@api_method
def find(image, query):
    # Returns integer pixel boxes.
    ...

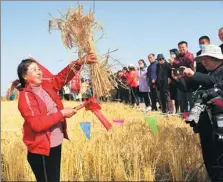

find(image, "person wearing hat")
[172,45,223,181]
[156,54,173,113]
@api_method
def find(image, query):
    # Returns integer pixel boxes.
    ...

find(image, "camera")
[185,85,223,139]
[185,98,206,128]
[185,88,207,128]
[173,67,185,76]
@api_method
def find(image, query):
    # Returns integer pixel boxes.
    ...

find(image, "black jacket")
[156,61,171,88]
[173,64,223,135]
[220,44,223,54]
[196,62,208,74]
[172,64,223,93]
[196,50,208,74]
[173,64,223,182]
[196,50,202,57]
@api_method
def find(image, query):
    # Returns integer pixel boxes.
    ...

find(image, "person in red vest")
[15,53,96,182]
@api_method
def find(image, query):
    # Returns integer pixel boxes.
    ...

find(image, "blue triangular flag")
[80,122,91,140]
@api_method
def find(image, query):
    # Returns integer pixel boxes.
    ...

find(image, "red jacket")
[126,70,138,88]
[18,62,81,156]
[173,51,194,70]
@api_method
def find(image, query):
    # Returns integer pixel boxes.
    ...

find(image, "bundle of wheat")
[49,4,117,97]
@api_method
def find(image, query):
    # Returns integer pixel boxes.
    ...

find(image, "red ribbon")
[74,97,112,131]
[92,110,112,131]
[213,99,223,107]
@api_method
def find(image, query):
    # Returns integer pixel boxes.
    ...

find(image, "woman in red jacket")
[15,53,96,182]
[126,64,139,107]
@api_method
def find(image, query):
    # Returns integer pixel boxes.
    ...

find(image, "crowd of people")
[7,27,223,117]
[114,27,223,114]
[58,78,93,101]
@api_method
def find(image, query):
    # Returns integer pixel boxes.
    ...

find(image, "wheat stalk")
[49,4,117,97]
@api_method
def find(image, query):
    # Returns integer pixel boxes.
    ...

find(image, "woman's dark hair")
[16,59,36,90]
[138,59,147,67]
[169,48,180,57]
[81,78,85,83]
[123,67,128,71]
[117,70,122,75]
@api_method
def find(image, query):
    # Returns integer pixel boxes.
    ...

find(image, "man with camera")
[172,45,223,181]
[169,41,194,113]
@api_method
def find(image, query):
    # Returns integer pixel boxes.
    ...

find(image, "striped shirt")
[31,86,64,148]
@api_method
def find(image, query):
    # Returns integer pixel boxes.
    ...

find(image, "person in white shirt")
[63,83,71,101]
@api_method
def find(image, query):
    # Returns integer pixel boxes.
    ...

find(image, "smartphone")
[173,67,185,76]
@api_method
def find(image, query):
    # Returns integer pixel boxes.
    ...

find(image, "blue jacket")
[146,60,158,87]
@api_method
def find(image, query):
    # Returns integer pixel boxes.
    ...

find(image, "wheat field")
[1,100,208,181]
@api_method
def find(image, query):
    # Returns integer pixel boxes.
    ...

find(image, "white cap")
[195,44,223,62]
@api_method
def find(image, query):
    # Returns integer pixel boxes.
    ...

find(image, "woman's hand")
[77,52,97,65]
[61,108,77,118]
[85,52,97,64]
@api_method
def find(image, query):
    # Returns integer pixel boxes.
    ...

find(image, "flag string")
[1,112,184,132]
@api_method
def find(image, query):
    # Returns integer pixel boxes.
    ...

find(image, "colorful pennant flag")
[9,93,16,101]
[113,119,124,126]
[80,122,91,140]
[145,116,158,133]
[29,57,54,79]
